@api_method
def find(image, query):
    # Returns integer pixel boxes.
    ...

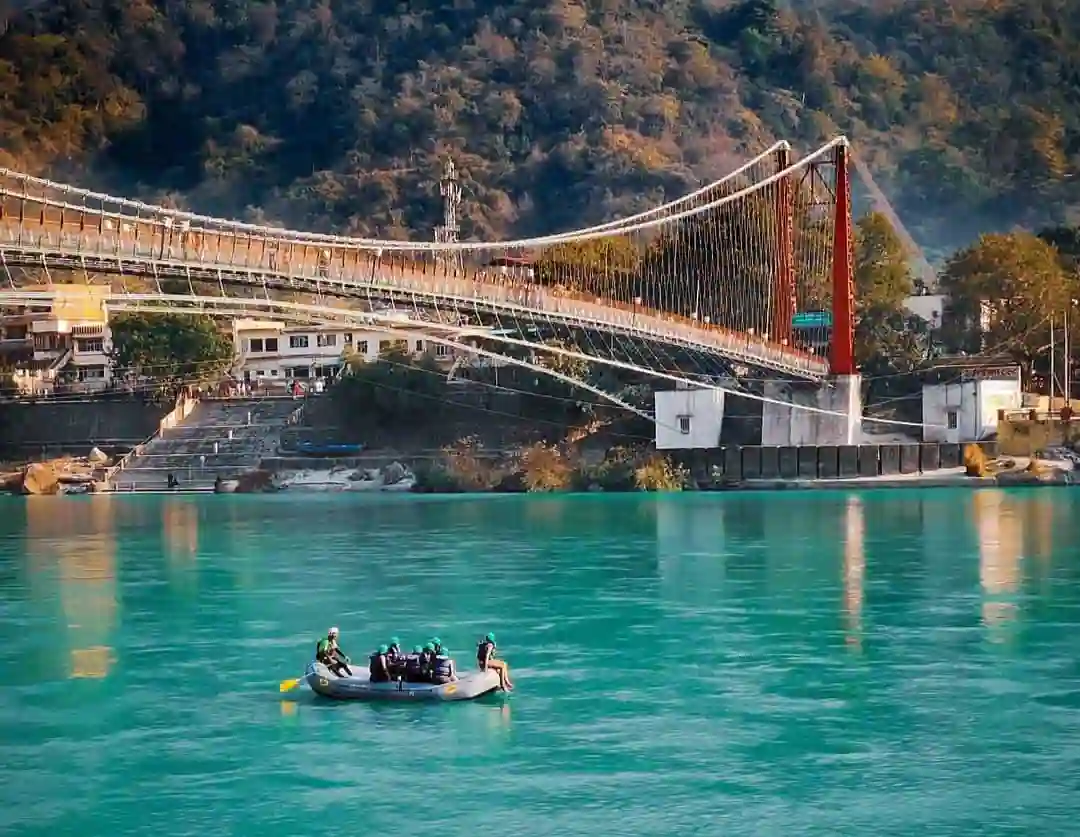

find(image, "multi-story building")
[231,316,457,389]
[1,288,114,396]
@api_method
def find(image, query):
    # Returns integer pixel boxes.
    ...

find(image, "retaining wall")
[0,399,172,456]
[670,441,997,484]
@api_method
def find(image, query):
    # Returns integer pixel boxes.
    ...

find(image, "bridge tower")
[772,143,796,347]
[760,139,862,446]
[434,158,462,273]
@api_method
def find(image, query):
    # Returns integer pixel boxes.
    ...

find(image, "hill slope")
[1,0,1078,254]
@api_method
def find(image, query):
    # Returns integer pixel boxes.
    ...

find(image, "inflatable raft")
[304,661,501,701]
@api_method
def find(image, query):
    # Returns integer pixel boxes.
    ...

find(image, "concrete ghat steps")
[110,397,299,491]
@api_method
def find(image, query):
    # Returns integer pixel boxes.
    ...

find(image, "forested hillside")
[1,0,1078,253]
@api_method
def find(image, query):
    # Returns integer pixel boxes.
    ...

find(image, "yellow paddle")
[279,676,304,692]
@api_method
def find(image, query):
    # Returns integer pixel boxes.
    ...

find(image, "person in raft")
[476,632,513,691]
[316,627,352,677]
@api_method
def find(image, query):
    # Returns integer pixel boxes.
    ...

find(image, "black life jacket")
[432,655,453,682]
[477,640,495,665]
[369,652,389,681]
[403,653,423,680]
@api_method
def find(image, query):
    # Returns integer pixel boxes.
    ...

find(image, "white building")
[903,293,947,329]
[654,385,725,449]
[921,358,1022,444]
[231,317,456,388]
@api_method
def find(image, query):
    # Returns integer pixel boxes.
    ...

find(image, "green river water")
[1,490,1079,837]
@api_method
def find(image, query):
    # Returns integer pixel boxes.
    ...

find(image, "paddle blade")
[279,677,302,692]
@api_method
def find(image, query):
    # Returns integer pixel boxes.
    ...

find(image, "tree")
[851,212,924,381]
[335,347,446,423]
[533,238,640,297]
[109,313,234,392]
[940,232,1071,382]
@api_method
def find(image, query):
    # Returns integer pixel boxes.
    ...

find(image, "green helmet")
[431,636,441,646]
[390,637,400,646]
[413,645,423,653]
[486,632,496,643]
[377,644,388,654]
[423,642,435,652]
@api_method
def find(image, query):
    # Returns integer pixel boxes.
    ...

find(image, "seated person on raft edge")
[316,627,352,677]
[477,632,513,691]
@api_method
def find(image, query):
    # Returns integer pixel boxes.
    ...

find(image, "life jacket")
[432,654,453,683]
[369,652,390,682]
[477,640,495,666]
[403,653,423,681]
[316,638,333,663]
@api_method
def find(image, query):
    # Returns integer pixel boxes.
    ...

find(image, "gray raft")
[304,661,501,701]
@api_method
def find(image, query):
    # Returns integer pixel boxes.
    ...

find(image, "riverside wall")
[668,441,996,484]
[0,400,172,457]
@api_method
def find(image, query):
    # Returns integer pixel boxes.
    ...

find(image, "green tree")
[940,232,1071,381]
[851,211,923,380]
[336,348,446,423]
[109,313,234,392]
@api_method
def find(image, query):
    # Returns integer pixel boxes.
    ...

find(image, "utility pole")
[433,158,462,274]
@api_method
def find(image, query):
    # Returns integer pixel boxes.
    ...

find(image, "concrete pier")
[761,374,862,446]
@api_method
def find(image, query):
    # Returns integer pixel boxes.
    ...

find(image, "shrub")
[963,443,990,477]
[578,446,637,491]
[633,454,687,491]
[517,442,574,492]
[437,436,504,491]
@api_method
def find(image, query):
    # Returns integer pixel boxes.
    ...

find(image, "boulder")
[234,469,276,493]
[381,461,407,485]
[19,463,60,495]
[996,465,1070,486]
[87,446,110,465]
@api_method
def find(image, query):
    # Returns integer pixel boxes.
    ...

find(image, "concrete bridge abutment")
[761,374,862,446]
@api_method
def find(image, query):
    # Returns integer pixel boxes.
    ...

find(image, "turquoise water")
[1,490,1079,836]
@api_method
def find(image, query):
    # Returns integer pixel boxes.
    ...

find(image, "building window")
[249,338,264,352]
[293,367,310,379]
[414,340,424,352]
[947,411,958,430]
[434,344,451,357]
[265,338,278,352]
[678,415,691,434]
[379,340,391,352]
[317,333,337,348]
[289,335,309,349]
[270,369,278,376]
[77,366,105,380]
[343,333,353,345]
[75,339,103,353]
[358,340,369,354]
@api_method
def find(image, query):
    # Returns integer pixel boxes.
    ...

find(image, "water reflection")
[843,496,865,654]
[972,491,1023,643]
[655,497,727,607]
[163,501,199,596]
[25,498,118,679]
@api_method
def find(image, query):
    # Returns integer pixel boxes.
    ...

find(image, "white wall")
[922,376,1021,443]
[976,377,1022,438]
[654,388,725,450]
[922,381,977,443]
[903,294,946,329]
[761,375,862,446]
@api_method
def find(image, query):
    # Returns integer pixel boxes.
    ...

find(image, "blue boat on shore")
[291,441,365,456]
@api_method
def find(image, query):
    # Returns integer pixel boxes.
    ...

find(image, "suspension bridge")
[0,136,863,443]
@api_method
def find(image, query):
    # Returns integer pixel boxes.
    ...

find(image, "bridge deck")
[0,213,830,380]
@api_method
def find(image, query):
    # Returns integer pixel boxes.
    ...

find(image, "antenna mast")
[434,158,462,272]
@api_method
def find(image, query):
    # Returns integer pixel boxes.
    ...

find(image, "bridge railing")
[0,200,830,378]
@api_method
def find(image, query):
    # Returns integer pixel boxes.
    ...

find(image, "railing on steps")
[104,391,199,488]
